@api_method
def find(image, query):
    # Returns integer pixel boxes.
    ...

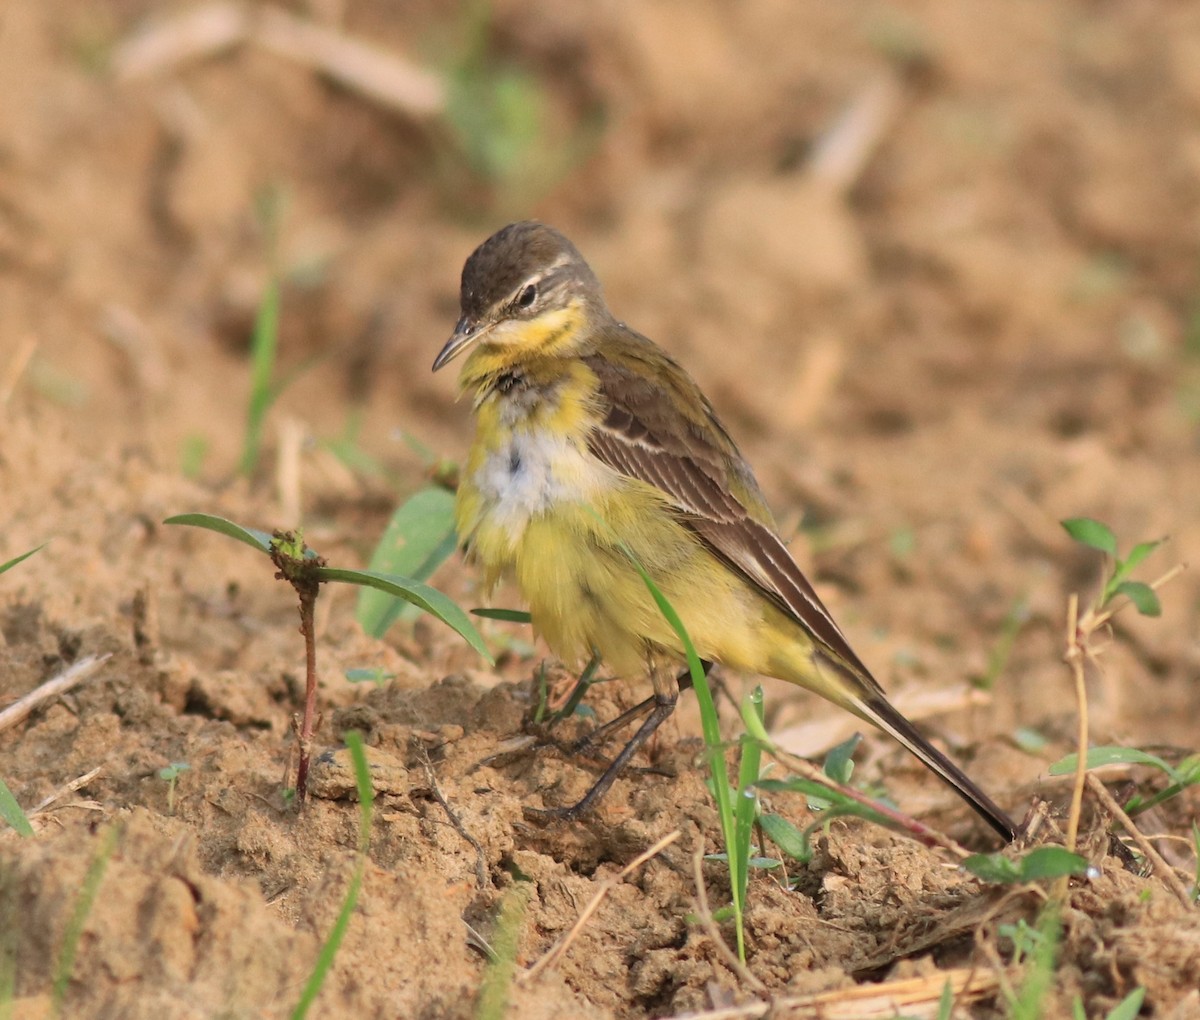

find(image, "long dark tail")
[854,693,1018,842]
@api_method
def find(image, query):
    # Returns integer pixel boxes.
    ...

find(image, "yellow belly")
[459,436,776,678]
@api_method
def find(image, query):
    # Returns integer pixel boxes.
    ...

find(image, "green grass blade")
[733,688,764,913]
[239,273,281,478]
[0,545,45,577]
[619,551,744,958]
[0,778,33,837]
[52,825,119,1013]
[291,731,373,1020]
[1010,904,1061,1020]
[474,883,531,1020]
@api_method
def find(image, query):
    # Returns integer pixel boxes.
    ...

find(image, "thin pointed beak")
[432,316,484,372]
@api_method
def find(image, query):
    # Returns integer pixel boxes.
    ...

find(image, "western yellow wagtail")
[433,221,1017,842]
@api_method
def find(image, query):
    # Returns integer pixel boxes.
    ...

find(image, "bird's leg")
[569,660,702,755]
[527,660,711,822]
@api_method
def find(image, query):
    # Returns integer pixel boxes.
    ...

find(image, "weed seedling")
[290,731,373,1020]
[164,514,490,801]
[157,762,190,815]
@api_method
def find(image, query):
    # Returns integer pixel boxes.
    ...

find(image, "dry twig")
[1085,772,1194,908]
[664,966,1003,1019]
[1058,563,1186,900]
[0,655,110,735]
[690,847,766,993]
[521,830,680,983]
[28,766,105,817]
[113,3,444,120]
[415,744,488,891]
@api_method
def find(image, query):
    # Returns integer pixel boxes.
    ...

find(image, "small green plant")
[473,881,532,1020]
[344,667,396,687]
[290,731,373,1020]
[963,846,1090,885]
[180,434,210,480]
[0,546,45,838]
[1006,903,1061,1020]
[0,778,33,837]
[239,186,286,478]
[1061,517,1165,617]
[435,0,603,214]
[52,825,120,1015]
[1074,987,1146,1020]
[157,762,190,815]
[974,593,1029,690]
[1048,746,1200,819]
[164,514,490,800]
[1059,517,1181,879]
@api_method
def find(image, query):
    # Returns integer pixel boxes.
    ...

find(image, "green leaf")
[733,688,765,910]
[356,487,459,637]
[291,731,372,1019]
[823,734,861,785]
[1104,988,1146,1020]
[0,544,45,577]
[344,667,395,685]
[316,567,491,663]
[1121,539,1164,574]
[936,979,954,1020]
[963,852,1022,883]
[1017,847,1090,881]
[1013,726,1049,753]
[758,812,811,862]
[164,514,273,553]
[1113,580,1160,617]
[1048,746,1179,782]
[964,847,1089,884]
[471,607,533,623]
[1061,517,1117,555]
[0,777,34,837]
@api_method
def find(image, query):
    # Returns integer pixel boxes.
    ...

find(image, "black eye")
[516,283,537,309]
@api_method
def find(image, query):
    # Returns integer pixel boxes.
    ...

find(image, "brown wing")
[583,350,880,689]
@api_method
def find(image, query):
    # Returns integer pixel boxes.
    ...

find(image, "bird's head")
[432,221,604,373]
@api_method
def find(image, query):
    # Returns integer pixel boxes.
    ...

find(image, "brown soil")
[3,2,1199,1018]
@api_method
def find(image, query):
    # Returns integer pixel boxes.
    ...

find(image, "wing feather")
[583,352,879,689]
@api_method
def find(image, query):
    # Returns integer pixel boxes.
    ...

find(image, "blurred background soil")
[2,1,1199,1017]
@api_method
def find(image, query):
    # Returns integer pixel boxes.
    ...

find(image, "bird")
[433,220,1017,842]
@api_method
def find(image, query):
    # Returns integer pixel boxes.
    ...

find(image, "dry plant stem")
[663,967,1004,1020]
[806,72,903,195]
[112,2,445,119]
[29,766,105,816]
[294,583,320,802]
[690,848,767,993]
[1058,591,1088,907]
[1085,772,1194,907]
[520,830,681,983]
[1058,563,1186,900]
[1,335,38,406]
[767,749,970,859]
[0,654,110,735]
[415,745,488,891]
